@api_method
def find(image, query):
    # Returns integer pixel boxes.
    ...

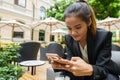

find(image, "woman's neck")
[79,39,87,49]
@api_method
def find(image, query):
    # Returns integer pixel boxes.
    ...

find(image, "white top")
[79,43,89,63]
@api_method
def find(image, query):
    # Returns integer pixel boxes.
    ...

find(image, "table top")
[19,60,45,67]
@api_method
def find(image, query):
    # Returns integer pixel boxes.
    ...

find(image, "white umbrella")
[97,17,120,31]
[52,28,68,43]
[0,20,30,41]
[32,17,66,41]
[52,29,68,34]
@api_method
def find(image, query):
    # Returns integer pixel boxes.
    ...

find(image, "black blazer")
[64,28,120,80]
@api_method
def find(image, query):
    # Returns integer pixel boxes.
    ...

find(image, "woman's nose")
[71,30,77,35]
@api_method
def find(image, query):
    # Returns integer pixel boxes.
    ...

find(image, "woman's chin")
[73,38,80,41]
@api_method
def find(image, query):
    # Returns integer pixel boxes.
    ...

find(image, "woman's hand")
[66,57,93,76]
[51,57,93,76]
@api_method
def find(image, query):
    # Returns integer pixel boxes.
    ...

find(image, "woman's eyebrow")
[74,24,81,27]
[66,24,81,28]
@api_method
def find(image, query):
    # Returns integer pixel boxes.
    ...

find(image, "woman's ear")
[88,18,92,27]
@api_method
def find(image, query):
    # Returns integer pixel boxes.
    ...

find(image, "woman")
[48,0,120,80]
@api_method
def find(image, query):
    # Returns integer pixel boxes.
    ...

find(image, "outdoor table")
[20,60,45,75]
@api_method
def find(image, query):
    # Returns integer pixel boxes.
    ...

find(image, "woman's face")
[65,16,88,42]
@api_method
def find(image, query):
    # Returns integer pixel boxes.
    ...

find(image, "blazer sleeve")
[92,32,119,80]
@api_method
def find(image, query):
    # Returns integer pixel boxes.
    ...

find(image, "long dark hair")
[64,0,96,36]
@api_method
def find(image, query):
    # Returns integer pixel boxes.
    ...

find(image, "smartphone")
[46,53,62,61]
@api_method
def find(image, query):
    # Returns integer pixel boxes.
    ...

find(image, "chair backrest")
[40,45,48,61]
[112,44,120,51]
[17,42,40,62]
[46,43,64,58]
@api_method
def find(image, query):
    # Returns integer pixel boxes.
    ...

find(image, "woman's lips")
[72,35,79,39]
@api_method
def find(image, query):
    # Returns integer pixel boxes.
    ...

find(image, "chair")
[46,43,64,58]
[15,41,40,75]
[40,45,48,61]
[111,51,120,78]
[111,51,120,68]
[47,67,63,80]
[16,41,40,62]
[39,42,65,62]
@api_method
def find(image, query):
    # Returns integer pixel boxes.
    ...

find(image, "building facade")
[0,0,56,42]
[0,0,54,23]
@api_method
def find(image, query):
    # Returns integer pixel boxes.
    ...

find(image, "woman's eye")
[76,27,81,29]
[68,28,71,30]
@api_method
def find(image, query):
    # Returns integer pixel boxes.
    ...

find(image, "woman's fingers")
[51,57,86,71]
[52,57,83,66]
[71,57,82,61]
[51,60,72,71]
[56,58,69,65]
[64,57,80,66]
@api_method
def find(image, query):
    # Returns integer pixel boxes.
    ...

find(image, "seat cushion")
[46,67,63,80]
[111,51,120,68]
[47,67,55,80]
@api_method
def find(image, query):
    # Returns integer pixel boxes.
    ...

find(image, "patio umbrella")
[97,17,120,31]
[52,28,68,34]
[52,28,68,42]
[0,20,30,41]
[32,17,66,41]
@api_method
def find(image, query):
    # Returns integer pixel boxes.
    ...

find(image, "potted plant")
[0,43,24,80]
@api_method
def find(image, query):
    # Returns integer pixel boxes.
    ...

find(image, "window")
[14,31,24,38]
[51,35,55,41]
[39,30,45,41]
[14,0,26,7]
[40,7,46,20]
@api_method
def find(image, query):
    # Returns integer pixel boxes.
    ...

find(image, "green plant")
[0,43,24,80]
[60,36,66,44]
[112,39,120,43]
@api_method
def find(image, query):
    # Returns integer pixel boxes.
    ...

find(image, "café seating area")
[0,41,120,80]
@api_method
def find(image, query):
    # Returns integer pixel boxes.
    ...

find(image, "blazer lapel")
[87,29,95,64]
[74,41,82,58]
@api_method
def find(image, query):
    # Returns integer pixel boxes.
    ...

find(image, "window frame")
[39,30,45,41]
[14,0,26,8]
[13,31,24,39]
[40,6,46,20]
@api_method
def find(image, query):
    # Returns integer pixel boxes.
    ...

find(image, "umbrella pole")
[50,23,52,41]
[12,25,14,42]
[58,33,61,43]
[108,26,110,31]
[108,22,110,31]
[31,28,34,40]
